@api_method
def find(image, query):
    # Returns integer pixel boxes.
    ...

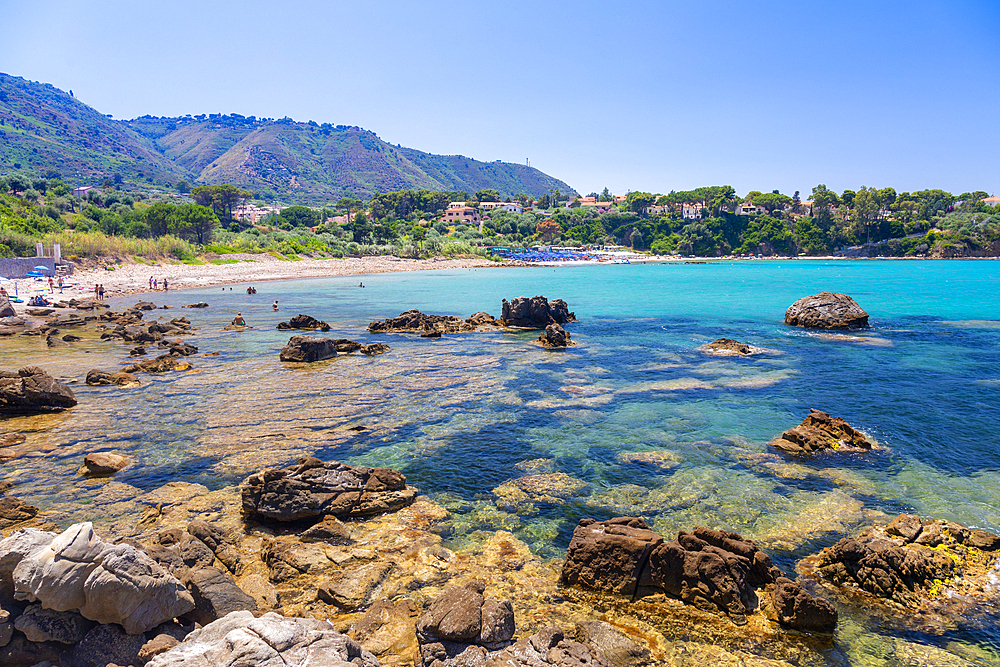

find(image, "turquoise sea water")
[3,259,1000,664]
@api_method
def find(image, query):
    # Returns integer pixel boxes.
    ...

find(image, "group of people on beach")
[93,284,106,300]
[148,276,168,291]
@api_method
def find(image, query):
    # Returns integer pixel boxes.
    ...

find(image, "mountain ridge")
[0,73,577,203]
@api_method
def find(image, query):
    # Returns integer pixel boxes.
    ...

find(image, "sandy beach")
[10,254,506,305]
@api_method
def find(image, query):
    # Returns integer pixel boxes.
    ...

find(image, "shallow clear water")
[3,259,1000,664]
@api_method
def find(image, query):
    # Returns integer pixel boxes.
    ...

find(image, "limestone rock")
[6,522,195,634]
[538,323,573,348]
[784,292,869,329]
[279,335,338,362]
[277,313,331,331]
[79,452,129,477]
[241,457,416,524]
[559,517,663,597]
[770,577,837,633]
[769,409,872,455]
[0,367,77,413]
[145,610,379,667]
[139,634,180,663]
[12,602,94,644]
[501,296,575,328]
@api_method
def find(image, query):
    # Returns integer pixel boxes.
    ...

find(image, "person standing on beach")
[149,276,153,289]
[57,277,64,294]
[99,284,106,301]
[163,278,168,291]
[48,277,54,293]
[94,284,99,300]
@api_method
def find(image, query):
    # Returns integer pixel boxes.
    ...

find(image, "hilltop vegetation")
[0,73,576,204]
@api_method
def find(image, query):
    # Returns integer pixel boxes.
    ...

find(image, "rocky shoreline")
[0,290,997,665]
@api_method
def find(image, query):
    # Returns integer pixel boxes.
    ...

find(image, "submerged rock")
[122,354,192,374]
[277,313,331,331]
[487,625,613,667]
[146,610,379,667]
[538,323,573,348]
[501,296,575,328]
[182,302,209,308]
[0,367,77,413]
[701,338,753,355]
[79,452,129,477]
[85,369,141,388]
[784,292,869,329]
[0,496,39,529]
[241,456,417,524]
[769,408,872,454]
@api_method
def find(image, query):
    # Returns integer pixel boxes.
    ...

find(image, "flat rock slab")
[242,456,416,524]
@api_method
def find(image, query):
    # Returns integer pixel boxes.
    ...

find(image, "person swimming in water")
[272,300,279,311]
[232,312,246,326]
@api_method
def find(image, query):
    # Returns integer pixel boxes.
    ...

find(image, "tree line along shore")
[0,175,997,266]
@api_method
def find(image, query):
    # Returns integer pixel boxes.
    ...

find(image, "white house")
[736,202,762,216]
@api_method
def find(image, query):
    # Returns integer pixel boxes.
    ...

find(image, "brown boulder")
[277,313,331,331]
[702,338,752,355]
[279,336,338,362]
[769,408,872,454]
[559,517,663,597]
[85,369,141,388]
[80,452,129,477]
[784,292,869,329]
[501,296,575,328]
[241,457,416,524]
[0,496,39,528]
[0,367,77,413]
[538,323,573,348]
[770,577,838,632]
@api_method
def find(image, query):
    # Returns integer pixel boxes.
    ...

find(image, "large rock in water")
[415,581,516,665]
[368,309,500,334]
[279,336,339,362]
[0,522,195,634]
[241,456,417,524]
[538,323,573,348]
[815,514,1000,608]
[784,292,869,329]
[0,367,77,413]
[770,408,872,454]
[501,296,575,328]
[146,610,379,667]
[277,313,331,331]
[561,518,836,631]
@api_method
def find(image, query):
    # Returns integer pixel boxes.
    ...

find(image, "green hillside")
[0,74,188,183]
[0,73,576,203]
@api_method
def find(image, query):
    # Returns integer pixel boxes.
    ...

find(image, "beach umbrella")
[0,277,9,282]
[33,265,51,271]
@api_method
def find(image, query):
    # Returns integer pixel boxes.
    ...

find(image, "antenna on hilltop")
[526,158,530,167]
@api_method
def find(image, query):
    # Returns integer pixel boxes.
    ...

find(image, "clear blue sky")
[1,0,997,197]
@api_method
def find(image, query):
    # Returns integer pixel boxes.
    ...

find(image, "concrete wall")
[0,258,56,279]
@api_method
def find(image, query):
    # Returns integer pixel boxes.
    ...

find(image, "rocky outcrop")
[146,610,379,667]
[501,296,575,328]
[79,452,129,477]
[368,310,501,334]
[183,302,209,308]
[815,514,1000,608]
[0,497,38,529]
[416,581,515,666]
[784,292,869,329]
[0,522,195,634]
[85,369,141,388]
[561,517,836,631]
[361,342,390,355]
[770,577,838,633]
[560,517,663,598]
[701,338,753,355]
[241,457,417,524]
[769,409,872,454]
[277,313,331,331]
[0,297,15,319]
[13,603,94,644]
[279,335,339,362]
[0,367,77,413]
[573,621,651,667]
[538,323,573,348]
